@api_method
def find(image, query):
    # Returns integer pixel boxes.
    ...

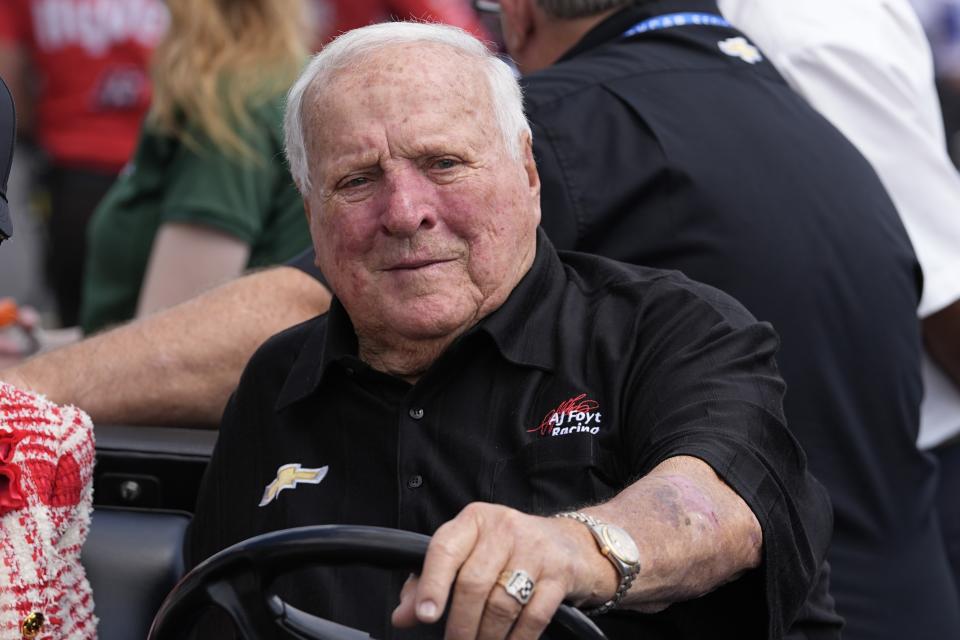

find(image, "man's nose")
[380,169,438,237]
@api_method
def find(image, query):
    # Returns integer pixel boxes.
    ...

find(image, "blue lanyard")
[622,12,731,38]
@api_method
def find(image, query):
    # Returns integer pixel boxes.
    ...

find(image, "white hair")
[283,21,531,195]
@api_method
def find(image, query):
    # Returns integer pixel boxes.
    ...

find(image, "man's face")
[302,43,541,348]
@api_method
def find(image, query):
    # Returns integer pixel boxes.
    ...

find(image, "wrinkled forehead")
[302,42,496,147]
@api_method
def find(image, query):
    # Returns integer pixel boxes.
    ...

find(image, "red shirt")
[311,0,490,45]
[0,0,168,172]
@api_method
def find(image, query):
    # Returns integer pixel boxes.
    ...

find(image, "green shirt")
[80,94,309,334]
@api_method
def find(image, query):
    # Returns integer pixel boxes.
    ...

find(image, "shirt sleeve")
[159,103,283,245]
[624,278,833,640]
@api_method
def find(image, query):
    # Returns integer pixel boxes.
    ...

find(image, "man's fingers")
[391,574,420,628]
[444,533,514,638]
[415,505,483,623]
[475,576,525,640]
[400,504,579,638]
[508,578,567,640]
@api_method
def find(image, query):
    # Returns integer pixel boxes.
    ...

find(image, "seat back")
[81,507,191,640]
[82,424,215,638]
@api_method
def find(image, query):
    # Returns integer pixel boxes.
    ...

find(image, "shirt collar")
[275,296,356,411]
[275,228,565,410]
[472,228,564,372]
[557,0,723,63]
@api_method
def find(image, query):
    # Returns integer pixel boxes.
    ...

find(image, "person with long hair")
[79,0,312,335]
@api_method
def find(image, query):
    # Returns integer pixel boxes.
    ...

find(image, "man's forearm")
[397,454,765,635]
[0,267,331,426]
[582,455,763,611]
[924,299,960,389]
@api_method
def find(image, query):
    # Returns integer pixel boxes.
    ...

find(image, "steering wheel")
[147,524,609,640]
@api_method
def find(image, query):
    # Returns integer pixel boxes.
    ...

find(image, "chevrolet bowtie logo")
[259,463,329,507]
[718,36,763,64]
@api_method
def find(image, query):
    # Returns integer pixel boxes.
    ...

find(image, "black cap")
[0,75,15,242]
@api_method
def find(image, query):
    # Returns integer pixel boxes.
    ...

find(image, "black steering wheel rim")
[148,524,609,640]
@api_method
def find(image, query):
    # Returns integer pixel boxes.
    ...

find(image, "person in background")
[0,73,96,640]
[486,0,958,637]
[719,0,960,613]
[0,0,169,327]
[78,0,312,335]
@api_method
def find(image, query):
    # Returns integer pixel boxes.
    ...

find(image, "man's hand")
[391,502,618,639]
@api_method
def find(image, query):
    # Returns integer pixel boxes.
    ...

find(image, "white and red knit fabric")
[0,382,96,639]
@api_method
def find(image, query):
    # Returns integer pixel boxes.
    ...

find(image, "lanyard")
[622,12,731,38]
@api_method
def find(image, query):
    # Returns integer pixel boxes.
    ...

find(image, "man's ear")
[499,0,535,59]
[520,132,541,225]
[521,132,540,196]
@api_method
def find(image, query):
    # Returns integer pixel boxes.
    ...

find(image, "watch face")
[601,524,640,565]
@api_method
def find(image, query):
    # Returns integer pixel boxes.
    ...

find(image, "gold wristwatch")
[555,511,641,616]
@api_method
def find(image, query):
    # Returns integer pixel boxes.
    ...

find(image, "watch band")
[555,511,640,616]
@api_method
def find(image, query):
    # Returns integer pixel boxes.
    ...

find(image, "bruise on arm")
[585,455,763,612]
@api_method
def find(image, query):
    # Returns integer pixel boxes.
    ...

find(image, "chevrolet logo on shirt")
[259,463,329,507]
[718,37,763,64]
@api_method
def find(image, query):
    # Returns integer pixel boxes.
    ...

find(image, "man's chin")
[382,301,479,343]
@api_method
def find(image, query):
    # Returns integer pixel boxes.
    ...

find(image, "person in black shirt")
[187,21,835,640]
[0,76,13,246]
[480,0,958,638]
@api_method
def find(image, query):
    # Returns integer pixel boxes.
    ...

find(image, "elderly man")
[186,22,834,640]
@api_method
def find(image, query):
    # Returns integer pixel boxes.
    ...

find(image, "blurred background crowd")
[0,0,960,342]
[0,0,495,345]
[2,0,960,340]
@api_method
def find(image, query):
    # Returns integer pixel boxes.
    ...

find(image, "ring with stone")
[497,569,535,605]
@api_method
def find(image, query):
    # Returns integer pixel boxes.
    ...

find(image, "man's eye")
[432,158,458,170]
[341,176,370,189]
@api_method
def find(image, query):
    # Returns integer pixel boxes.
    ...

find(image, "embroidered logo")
[529,393,602,437]
[718,37,762,64]
[259,463,329,507]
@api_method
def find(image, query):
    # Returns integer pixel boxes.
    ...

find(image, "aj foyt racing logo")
[529,393,602,437]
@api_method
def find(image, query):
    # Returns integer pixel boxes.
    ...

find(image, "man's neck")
[517,8,619,74]
[357,332,461,385]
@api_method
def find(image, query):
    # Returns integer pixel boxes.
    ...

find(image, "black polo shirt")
[190,232,832,639]
[284,5,948,631]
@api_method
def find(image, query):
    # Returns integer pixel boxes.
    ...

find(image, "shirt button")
[407,475,423,489]
[409,407,424,420]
